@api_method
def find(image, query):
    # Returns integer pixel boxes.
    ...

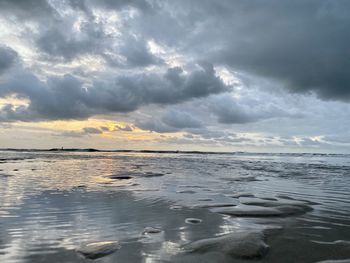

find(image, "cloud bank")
[1,0,350,151]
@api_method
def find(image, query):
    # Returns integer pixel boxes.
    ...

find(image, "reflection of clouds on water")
[0,187,228,262]
[0,151,350,262]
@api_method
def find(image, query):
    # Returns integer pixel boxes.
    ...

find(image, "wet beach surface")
[0,151,350,262]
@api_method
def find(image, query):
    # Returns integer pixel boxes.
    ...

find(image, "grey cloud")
[212,101,256,124]
[87,64,228,112]
[137,119,177,133]
[89,0,152,12]
[128,0,350,101]
[114,124,133,131]
[57,126,103,138]
[26,1,158,66]
[0,0,148,21]
[194,0,350,101]
[0,104,36,122]
[0,64,229,121]
[162,110,202,129]
[103,35,162,68]
[210,94,293,124]
[100,126,110,131]
[299,137,324,147]
[322,135,350,144]
[0,46,18,74]
[136,109,202,133]
[190,130,235,140]
[3,0,350,153]
[278,136,326,148]
[0,74,92,121]
[118,35,162,67]
[82,127,103,134]
[58,131,84,138]
[36,22,160,68]
[4,0,350,101]
[0,0,55,20]
[163,132,253,147]
[36,25,105,61]
[183,129,251,144]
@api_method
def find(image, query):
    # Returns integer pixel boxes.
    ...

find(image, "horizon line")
[1,148,349,156]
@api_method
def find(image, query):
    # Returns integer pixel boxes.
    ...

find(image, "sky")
[0,0,350,153]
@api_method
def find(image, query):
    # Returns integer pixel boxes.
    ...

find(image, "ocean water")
[0,150,350,263]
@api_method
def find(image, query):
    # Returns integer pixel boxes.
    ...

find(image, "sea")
[0,150,350,263]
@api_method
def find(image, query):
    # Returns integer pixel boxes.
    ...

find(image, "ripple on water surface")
[0,151,350,262]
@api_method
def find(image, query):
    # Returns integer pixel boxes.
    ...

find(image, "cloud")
[162,131,254,148]
[137,119,177,133]
[82,127,103,134]
[322,135,350,144]
[162,110,202,129]
[188,0,350,101]
[0,74,92,121]
[114,124,133,131]
[298,137,324,147]
[36,26,104,62]
[0,46,18,75]
[0,0,55,20]
[100,126,110,131]
[211,98,256,124]
[2,0,350,152]
[3,0,350,101]
[57,126,104,137]
[136,109,202,133]
[209,93,296,124]
[0,64,229,122]
[89,0,152,12]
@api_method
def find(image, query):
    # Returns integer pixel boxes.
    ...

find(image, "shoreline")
[1,148,349,157]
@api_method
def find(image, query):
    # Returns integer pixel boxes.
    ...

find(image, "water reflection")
[0,151,350,262]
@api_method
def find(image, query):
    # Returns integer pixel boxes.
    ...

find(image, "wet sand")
[0,151,350,262]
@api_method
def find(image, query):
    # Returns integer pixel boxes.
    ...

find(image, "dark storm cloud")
[0,74,92,121]
[34,19,161,68]
[102,35,162,68]
[36,25,105,62]
[0,64,229,121]
[118,35,163,67]
[85,64,228,113]
[37,26,160,67]
[184,0,350,100]
[0,0,157,66]
[2,0,350,130]
[0,46,18,75]
[117,0,350,101]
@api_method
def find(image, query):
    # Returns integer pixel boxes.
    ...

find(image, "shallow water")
[0,151,350,262]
